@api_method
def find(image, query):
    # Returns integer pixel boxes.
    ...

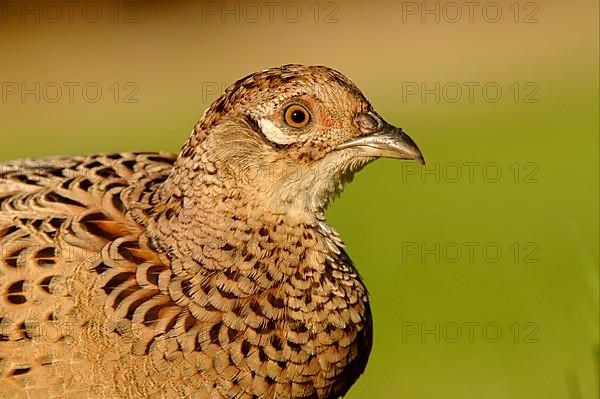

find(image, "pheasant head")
[166,64,424,220]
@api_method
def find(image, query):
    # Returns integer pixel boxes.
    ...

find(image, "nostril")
[354,112,382,133]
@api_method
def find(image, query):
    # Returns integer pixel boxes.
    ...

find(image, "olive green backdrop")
[0,0,598,398]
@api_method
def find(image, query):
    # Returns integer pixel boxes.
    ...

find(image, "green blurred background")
[0,0,597,397]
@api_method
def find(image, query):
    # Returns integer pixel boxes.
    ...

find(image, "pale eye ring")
[284,104,311,128]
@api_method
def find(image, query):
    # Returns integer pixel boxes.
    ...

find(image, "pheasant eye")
[284,104,310,128]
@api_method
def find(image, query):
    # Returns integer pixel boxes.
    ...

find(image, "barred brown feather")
[0,64,422,399]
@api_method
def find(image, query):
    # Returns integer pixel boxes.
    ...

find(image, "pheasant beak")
[336,112,425,165]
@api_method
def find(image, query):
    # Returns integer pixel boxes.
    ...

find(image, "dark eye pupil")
[291,110,306,124]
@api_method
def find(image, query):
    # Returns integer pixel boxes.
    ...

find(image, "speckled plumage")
[0,65,423,398]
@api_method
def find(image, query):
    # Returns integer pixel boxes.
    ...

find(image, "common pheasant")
[0,64,424,399]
